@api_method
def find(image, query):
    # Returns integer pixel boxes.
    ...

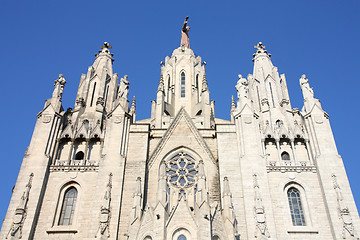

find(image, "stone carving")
[253,174,270,239]
[235,74,249,99]
[7,173,33,239]
[118,75,129,99]
[96,97,105,106]
[75,97,85,107]
[332,174,358,239]
[299,74,314,100]
[96,173,113,238]
[180,16,190,48]
[52,74,66,99]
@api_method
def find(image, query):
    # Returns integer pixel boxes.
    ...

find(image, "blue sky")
[0,0,360,229]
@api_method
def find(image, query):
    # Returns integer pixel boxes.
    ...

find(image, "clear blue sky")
[1,1,359,229]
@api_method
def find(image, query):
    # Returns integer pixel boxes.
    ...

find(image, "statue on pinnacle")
[181,16,190,48]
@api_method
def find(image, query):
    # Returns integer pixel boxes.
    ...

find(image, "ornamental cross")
[101,42,112,49]
[254,42,266,50]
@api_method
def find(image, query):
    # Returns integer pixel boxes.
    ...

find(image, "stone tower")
[1,20,359,240]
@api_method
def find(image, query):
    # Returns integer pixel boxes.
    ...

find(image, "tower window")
[58,187,78,225]
[177,235,187,240]
[287,188,306,226]
[181,72,185,98]
[281,151,290,161]
[75,151,84,160]
[90,82,97,107]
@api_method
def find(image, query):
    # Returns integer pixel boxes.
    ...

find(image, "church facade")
[1,28,360,240]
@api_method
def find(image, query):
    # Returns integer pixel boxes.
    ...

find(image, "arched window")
[281,151,290,161]
[181,72,185,98]
[90,82,96,106]
[213,236,221,240]
[144,236,152,240]
[59,187,78,225]
[287,188,305,226]
[75,151,84,160]
[195,74,199,88]
[177,234,187,240]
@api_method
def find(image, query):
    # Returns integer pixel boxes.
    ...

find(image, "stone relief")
[95,173,113,238]
[332,174,358,239]
[6,173,33,239]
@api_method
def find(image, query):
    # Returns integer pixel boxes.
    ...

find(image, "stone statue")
[181,16,190,48]
[52,74,66,99]
[118,75,129,99]
[235,74,249,99]
[299,74,314,99]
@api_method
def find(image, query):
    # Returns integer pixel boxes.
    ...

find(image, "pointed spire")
[130,96,136,114]
[202,63,208,92]
[223,177,232,196]
[158,74,164,92]
[231,95,236,111]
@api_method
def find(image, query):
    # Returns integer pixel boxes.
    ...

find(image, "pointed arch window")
[287,188,305,226]
[177,235,187,240]
[281,151,290,161]
[90,82,97,106]
[181,72,186,98]
[58,187,78,225]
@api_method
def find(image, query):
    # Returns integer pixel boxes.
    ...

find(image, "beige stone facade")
[1,40,359,240]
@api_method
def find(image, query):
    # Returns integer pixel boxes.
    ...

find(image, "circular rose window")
[166,152,198,188]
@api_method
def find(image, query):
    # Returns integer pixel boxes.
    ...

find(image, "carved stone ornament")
[95,173,113,238]
[42,116,51,124]
[7,173,33,239]
[114,116,123,124]
[332,174,358,239]
[253,174,270,239]
[96,97,105,106]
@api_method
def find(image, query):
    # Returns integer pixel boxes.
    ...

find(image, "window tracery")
[166,152,197,188]
[287,187,305,226]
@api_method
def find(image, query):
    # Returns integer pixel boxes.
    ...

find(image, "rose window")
[166,152,198,188]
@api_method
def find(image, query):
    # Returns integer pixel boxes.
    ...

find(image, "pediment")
[148,108,216,169]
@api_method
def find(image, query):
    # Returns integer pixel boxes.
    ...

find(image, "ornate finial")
[253,42,271,59]
[254,42,266,50]
[101,42,112,49]
[158,75,164,91]
[231,95,236,110]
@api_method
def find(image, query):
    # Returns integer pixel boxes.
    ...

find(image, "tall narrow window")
[90,82,97,107]
[167,75,171,103]
[181,72,185,98]
[287,188,305,226]
[269,82,275,108]
[59,187,78,225]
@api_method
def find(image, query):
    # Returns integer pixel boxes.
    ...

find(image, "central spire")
[180,16,190,48]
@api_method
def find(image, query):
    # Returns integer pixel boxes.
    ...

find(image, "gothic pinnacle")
[253,41,271,60]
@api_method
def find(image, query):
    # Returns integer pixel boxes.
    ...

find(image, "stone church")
[1,19,360,240]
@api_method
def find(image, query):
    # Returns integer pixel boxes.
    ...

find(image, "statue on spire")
[299,74,314,100]
[180,16,190,48]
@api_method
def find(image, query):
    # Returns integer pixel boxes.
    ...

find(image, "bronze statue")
[181,16,190,48]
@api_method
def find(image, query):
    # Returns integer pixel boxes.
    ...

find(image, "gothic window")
[213,236,221,240]
[90,82,97,106]
[287,188,306,226]
[181,72,186,98]
[144,236,152,240]
[281,151,290,161]
[75,151,84,160]
[58,187,78,225]
[195,74,199,88]
[167,75,171,103]
[166,152,197,188]
[177,235,187,240]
